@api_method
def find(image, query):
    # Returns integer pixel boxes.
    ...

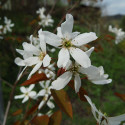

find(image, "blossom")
[39,14,54,27]
[81,65,112,85]
[109,25,125,44]
[85,95,125,125]
[37,80,55,109]
[43,14,97,68]
[36,7,46,19]
[3,16,14,34]
[15,29,51,79]
[36,7,54,27]
[14,84,36,103]
[38,110,53,117]
[52,47,95,93]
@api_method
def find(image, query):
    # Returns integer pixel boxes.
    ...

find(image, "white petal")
[23,42,41,55]
[61,14,73,36]
[39,81,45,88]
[37,89,46,97]
[85,47,94,57]
[52,71,72,90]
[17,66,27,80]
[47,100,55,109]
[14,57,25,66]
[22,96,29,103]
[28,62,42,79]
[70,47,91,68]
[72,32,97,46]
[14,94,25,99]
[20,87,27,93]
[57,48,70,68]
[43,54,51,67]
[29,91,37,98]
[38,29,46,53]
[74,74,81,93]
[45,80,51,88]
[38,100,46,109]
[27,84,35,92]
[71,32,80,39]
[43,31,62,47]
[57,27,63,38]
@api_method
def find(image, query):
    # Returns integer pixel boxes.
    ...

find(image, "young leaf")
[31,115,49,125]
[51,89,73,118]
[49,110,62,125]
[115,92,125,102]
[21,73,48,86]
[12,109,22,116]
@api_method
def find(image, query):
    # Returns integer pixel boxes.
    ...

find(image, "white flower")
[37,80,55,109]
[36,7,46,19]
[15,29,51,79]
[38,110,53,117]
[81,65,112,85]
[3,16,14,34]
[43,14,97,68]
[14,84,36,103]
[52,47,95,93]
[39,14,54,27]
[109,25,125,44]
[85,95,125,125]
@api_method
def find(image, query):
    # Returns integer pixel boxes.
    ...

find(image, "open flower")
[85,95,125,125]
[15,29,51,79]
[36,7,46,19]
[52,47,95,93]
[14,84,36,103]
[43,14,97,68]
[37,80,55,109]
[3,16,14,34]
[81,65,112,85]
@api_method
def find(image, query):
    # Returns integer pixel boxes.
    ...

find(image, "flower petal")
[72,32,97,46]
[17,66,27,80]
[28,62,42,79]
[47,100,55,109]
[14,94,25,99]
[23,42,41,55]
[74,74,81,93]
[38,29,46,53]
[61,14,73,36]
[38,100,46,109]
[37,89,46,97]
[15,57,25,66]
[57,27,63,38]
[70,47,91,68]
[20,86,27,93]
[43,54,51,67]
[52,71,72,90]
[27,84,35,92]
[24,57,40,66]
[22,96,29,103]
[85,47,94,57]
[57,48,70,68]
[29,91,37,98]
[43,31,62,47]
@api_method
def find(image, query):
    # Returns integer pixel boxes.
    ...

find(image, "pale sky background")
[96,0,125,16]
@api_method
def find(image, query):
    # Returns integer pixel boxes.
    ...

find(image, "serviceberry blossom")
[52,47,95,93]
[36,7,54,27]
[15,29,51,79]
[3,16,14,34]
[85,95,125,125]
[82,65,112,85]
[43,14,97,68]
[14,84,36,103]
[109,25,125,44]
[37,80,55,109]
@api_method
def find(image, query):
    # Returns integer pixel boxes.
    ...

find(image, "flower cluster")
[36,7,54,27]
[14,14,117,123]
[108,25,125,44]
[0,16,14,36]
